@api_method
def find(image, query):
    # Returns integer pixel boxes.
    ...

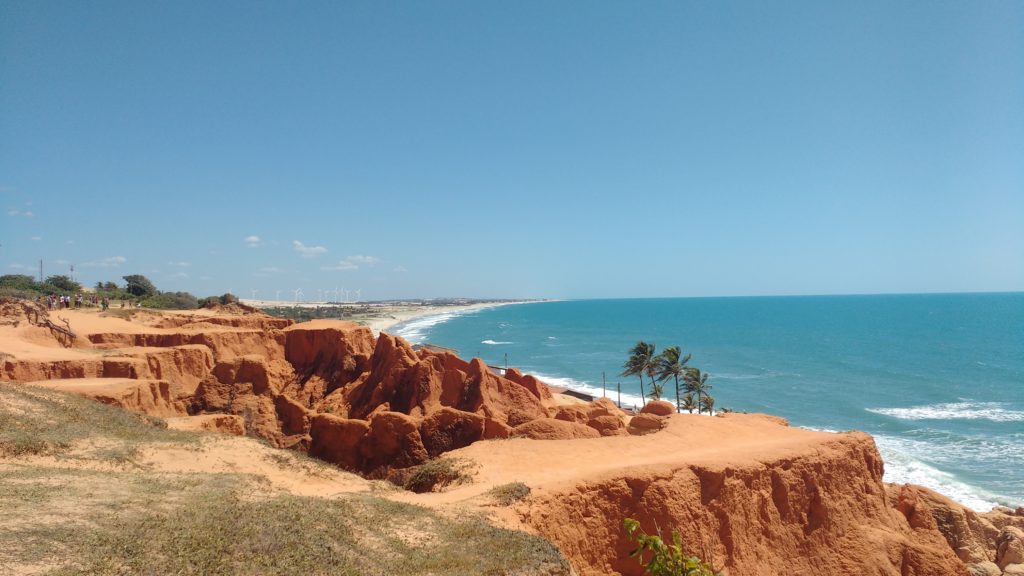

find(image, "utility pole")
[602,371,606,397]
[39,260,43,283]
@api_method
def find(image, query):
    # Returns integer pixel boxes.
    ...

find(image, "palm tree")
[621,341,655,406]
[655,346,692,413]
[684,367,712,415]
[648,379,664,401]
[700,394,715,415]
[681,393,697,414]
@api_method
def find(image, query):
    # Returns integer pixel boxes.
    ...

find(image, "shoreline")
[239,298,545,336]
[367,300,535,335]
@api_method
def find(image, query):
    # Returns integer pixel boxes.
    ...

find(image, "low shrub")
[488,481,531,506]
[400,458,475,493]
[624,518,717,576]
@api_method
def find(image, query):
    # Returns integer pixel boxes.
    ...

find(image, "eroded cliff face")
[0,305,629,476]
[519,424,966,576]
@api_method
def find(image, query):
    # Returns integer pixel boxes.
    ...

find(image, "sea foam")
[392,309,481,344]
[873,434,1017,511]
[867,402,1024,423]
[530,371,648,410]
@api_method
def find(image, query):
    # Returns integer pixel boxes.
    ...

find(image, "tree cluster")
[0,273,204,311]
[621,341,715,414]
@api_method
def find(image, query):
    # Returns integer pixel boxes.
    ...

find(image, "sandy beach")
[238,298,534,335]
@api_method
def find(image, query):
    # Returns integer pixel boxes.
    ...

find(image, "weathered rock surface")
[165,414,246,435]
[517,415,970,576]
[998,527,1024,570]
[627,412,666,435]
[512,417,602,440]
[639,399,675,416]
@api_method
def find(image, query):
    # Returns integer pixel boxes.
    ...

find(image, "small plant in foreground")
[488,481,531,505]
[401,457,476,493]
[624,518,717,576]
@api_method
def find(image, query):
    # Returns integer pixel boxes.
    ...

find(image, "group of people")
[44,294,83,310]
[41,294,119,311]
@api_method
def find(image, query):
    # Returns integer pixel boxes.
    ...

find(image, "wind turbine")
[317,289,323,301]
[275,290,282,301]
[250,289,258,300]
[292,288,303,303]
[353,288,361,302]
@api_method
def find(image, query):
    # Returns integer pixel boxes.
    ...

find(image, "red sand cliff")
[2,301,1022,575]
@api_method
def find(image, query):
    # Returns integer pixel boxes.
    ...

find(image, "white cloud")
[244,235,261,248]
[168,261,190,267]
[83,256,127,268]
[30,236,41,241]
[24,211,33,217]
[6,209,18,216]
[321,254,381,271]
[7,209,34,218]
[321,261,357,271]
[293,240,327,258]
[393,266,408,273]
[54,259,69,265]
[347,255,380,266]
[168,271,188,278]
[9,263,25,269]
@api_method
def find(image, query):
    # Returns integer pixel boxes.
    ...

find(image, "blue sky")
[1,1,1021,300]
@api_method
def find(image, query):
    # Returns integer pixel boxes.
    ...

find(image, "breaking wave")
[867,402,1024,423]
[873,434,1019,511]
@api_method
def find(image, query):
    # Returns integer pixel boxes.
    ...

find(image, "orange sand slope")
[2,301,1023,576]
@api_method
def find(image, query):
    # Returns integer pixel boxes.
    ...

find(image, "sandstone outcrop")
[627,412,667,435]
[639,399,675,416]
[513,414,970,576]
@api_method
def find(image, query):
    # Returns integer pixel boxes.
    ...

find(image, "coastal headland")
[2,298,1022,575]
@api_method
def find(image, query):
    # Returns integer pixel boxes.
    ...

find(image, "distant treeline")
[0,273,233,311]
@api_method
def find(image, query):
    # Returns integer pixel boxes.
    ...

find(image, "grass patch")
[488,481,531,506]
[0,383,571,575]
[2,469,569,575]
[398,457,476,493]
[0,382,197,460]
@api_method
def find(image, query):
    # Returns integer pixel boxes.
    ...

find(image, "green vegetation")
[655,346,692,413]
[624,518,717,576]
[0,273,215,310]
[261,304,375,323]
[399,457,476,493]
[0,382,196,461]
[121,274,158,298]
[488,481,531,506]
[621,342,716,413]
[0,383,570,575]
[621,341,657,405]
[684,367,713,415]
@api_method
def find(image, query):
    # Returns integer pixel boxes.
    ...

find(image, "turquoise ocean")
[393,294,1023,511]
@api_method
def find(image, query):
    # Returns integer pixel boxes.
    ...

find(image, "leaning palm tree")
[648,379,665,401]
[681,392,697,414]
[621,341,655,407]
[655,346,692,413]
[684,367,712,415]
[700,394,715,415]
